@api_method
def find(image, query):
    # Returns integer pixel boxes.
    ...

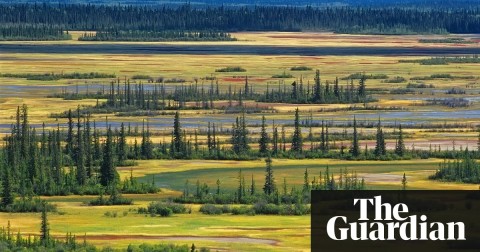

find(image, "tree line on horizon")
[1,4,480,36]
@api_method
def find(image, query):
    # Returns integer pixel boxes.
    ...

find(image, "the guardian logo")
[326,196,466,241]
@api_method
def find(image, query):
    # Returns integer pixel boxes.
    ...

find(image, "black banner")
[311,190,480,252]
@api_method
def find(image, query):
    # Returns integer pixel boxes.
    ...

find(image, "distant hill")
[0,0,478,8]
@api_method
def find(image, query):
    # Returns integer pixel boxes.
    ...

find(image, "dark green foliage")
[395,125,406,157]
[2,4,480,34]
[341,73,388,80]
[1,198,56,213]
[263,157,275,195]
[231,113,249,155]
[199,204,226,215]
[374,118,386,157]
[1,166,14,208]
[383,76,406,83]
[349,116,360,157]
[138,202,187,217]
[406,83,434,88]
[131,74,152,80]
[100,127,118,187]
[171,111,186,156]
[0,24,70,41]
[400,55,480,65]
[88,189,133,206]
[258,70,374,104]
[79,30,236,42]
[430,151,480,183]
[121,171,159,194]
[272,72,294,78]
[215,66,246,72]
[410,73,474,80]
[291,108,303,153]
[290,66,312,71]
[0,224,95,251]
[258,116,270,155]
[198,202,310,216]
[40,203,49,246]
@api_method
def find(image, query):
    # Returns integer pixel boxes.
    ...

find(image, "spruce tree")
[1,166,14,207]
[40,202,50,246]
[303,168,310,194]
[65,109,74,157]
[100,127,117,187]
[358,75,366,101]
[313,70,322,102]
[258,115,270,155]
[374,118,386,157]
[118,122,127,163]
[291,108,303,153]
[76,109,86,185]
[172,111,184,155]
[250,174,255,195]
[263,157,275,195]
[395,124,406,156]
[237,169,243,201]
[350,116,360,157]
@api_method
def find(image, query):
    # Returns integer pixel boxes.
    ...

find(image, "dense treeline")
[430,150,480,183]
[79,30,236,41]
[0,24,70,41]
[0,105,157,203]
[2,4,480,34]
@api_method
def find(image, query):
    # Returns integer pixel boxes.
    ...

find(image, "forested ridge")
[1,4,480,34]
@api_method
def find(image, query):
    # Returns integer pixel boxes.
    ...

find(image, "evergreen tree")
[250,174,255,195]
[1,166,14,207]
[75,109,86,185]
[65,109,74,157]
[313,70,322,102]
[263,157,275,195]
[118,122,127,163]
[40,202,50,246]
[140,120,154,159]
[374,118,386,157]
[216,179,220,195]
[237,169,244,201]
[303,168,310,194]
[100,127,117,187]
[350,116,360,157]
[172,111,184,155]
[258,115,270,155]
[395,124,406,156]
[291,108,303,153]
[358,75,366,101]
[401,173,407,190]
[231,113,249,155]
